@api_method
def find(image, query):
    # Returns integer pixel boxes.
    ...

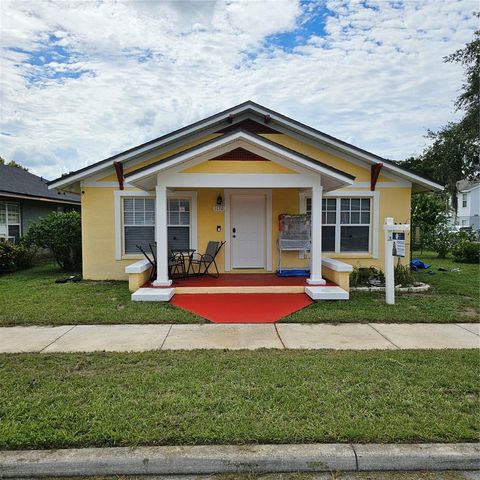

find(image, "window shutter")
[168,226,190,251]
[124,226,155,254]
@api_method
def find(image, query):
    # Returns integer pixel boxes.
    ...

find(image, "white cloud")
[0,0,477,179]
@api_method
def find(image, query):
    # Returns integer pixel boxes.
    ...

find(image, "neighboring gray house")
[0,164,80,243]
[454,179,480,233]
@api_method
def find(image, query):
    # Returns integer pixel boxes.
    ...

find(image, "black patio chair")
[168,251,186,279]
[136,244,157,282]
[189,241,225,278]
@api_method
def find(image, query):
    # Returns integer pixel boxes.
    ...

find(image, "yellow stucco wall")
[81,131,412,281]
[182,160,296,174]
[81,187,134,280]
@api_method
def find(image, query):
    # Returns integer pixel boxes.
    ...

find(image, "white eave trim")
[125,130,355,186]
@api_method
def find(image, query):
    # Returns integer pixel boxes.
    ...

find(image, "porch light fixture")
[216,194,223,206]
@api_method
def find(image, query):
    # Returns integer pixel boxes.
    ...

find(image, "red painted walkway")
[170,293,313,323]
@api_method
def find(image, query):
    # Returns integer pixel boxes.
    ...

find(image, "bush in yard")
[350,266,385,287]
[0,242,34,273]
[452,240,480,264]
[24,211,82,271]
[427,224,457,258]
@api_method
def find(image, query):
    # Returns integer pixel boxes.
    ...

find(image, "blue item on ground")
[276,269,310,277]
[410,258,431,271]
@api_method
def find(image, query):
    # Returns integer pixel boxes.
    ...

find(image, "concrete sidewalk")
[0,322,478,353]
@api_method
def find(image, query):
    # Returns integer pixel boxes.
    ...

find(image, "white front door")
[231,194,266,268]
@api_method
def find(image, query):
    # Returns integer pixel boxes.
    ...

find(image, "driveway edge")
[0,443,478,477]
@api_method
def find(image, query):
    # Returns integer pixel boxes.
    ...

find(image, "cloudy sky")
[0,0,477,180]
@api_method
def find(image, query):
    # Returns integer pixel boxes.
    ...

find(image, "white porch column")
[153,183,172,286]
[307,182,326,285]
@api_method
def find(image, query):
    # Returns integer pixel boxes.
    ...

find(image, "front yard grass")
[0,262,203,326]
[0,252,478,326]
[285,252,479,323]
[0,349,478,449]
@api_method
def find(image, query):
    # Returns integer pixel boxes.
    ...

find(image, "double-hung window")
[122,196,193,256]
[167,198,191,251]
[306,198,336,251]
[305,197,371,253]
[0,201,21,243]
[462,193,467,208]
[123,197,155,254]
[339,198,370,252]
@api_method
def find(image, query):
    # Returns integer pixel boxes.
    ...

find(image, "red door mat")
[170,293,313,323]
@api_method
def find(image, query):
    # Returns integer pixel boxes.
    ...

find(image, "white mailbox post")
[384,217,410,305]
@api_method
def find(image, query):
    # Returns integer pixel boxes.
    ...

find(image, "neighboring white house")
[454,179,480,233]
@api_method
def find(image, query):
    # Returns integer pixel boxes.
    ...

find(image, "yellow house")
[49,101,442,301]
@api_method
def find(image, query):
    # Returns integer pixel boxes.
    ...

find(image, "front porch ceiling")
[124,129,355,192]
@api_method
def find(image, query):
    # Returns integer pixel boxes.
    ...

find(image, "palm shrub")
[394,263,416,286]
[24,211,82,271]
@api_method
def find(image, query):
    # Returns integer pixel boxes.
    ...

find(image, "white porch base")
[305,286,349,300]
[306,278,327,285]
[131,285,349,302]
[132,288,175,302]
[152,279,173,287]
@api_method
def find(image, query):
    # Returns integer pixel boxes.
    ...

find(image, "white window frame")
[114,190,197,260]
[0,201,21,242]
[299,190,379,258]
[462,193,467,208]
[166,191,198,253]
[122,196,156,256]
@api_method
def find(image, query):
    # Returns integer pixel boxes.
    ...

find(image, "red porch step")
[170,293,313,324]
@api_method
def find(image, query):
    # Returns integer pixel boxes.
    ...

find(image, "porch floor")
[143,273,336,294]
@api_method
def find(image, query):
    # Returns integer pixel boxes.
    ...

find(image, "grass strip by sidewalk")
[0,349,478,449]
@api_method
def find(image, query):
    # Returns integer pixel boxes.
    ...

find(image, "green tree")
[411,193,449,254]
[400,23,480,206]
[24,211,82,271]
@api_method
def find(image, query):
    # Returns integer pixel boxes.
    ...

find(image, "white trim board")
[224,189,273,272]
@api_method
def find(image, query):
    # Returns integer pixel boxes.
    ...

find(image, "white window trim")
[299,190,379,259]
[114,190,197,260]
[0,201,21,241]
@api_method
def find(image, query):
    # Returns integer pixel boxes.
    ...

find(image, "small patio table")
[170,248,196,277]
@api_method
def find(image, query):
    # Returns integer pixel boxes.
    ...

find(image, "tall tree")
[400,21,480,207]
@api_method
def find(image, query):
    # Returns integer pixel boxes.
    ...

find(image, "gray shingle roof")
[456,179,480,192]
[0,164,80,203]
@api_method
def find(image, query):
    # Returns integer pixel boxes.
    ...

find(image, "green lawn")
[0,252,477,326]
[0,349,478,449]
[0,263,203,326]
[286,253,479,323]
